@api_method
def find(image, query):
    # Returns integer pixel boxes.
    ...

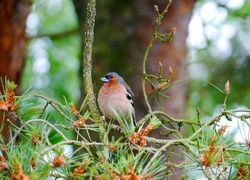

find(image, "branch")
[82,0,109,160]
[82,0,100,120]
[141,0,173,115]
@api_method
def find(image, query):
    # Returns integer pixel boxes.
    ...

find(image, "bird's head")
[100,72,124,84]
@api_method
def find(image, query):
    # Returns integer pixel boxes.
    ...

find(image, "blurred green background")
[187,0,250,119]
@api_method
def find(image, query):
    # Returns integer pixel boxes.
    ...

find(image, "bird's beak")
[100,77,109,82]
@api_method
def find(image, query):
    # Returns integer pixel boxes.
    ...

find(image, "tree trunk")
[0,0,29,142]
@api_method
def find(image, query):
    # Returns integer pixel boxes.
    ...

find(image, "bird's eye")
[105,75,113,80]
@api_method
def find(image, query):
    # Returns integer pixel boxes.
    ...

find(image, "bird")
[97,72,136,129]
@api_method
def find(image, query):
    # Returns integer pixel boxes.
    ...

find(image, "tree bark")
[0,0,29,142]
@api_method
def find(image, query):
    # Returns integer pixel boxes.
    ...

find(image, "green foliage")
[0,90,169,179]
[0,141,50,179]
[1,78,250,179]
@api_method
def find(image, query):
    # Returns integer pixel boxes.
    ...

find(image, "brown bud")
[72,117,86,128]
[140,137,147,146]
[199,154,208,167]
[155,82,167,91]
[154,5,159,12]
[100,116,105,121]
[169,66,173,74]
[70,104,79,116]
[52,155,65,168]
[0,156,8,171]
[224,80,230,95]
[17,174,30,180]
[171,27,176,34]
[30,135,39,145]
[219,126,227,135]
[109,144,116,152]
[236,164,247,178]
[73,166,84,174]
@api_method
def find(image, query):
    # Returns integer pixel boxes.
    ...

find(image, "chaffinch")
[97,72,136,128]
